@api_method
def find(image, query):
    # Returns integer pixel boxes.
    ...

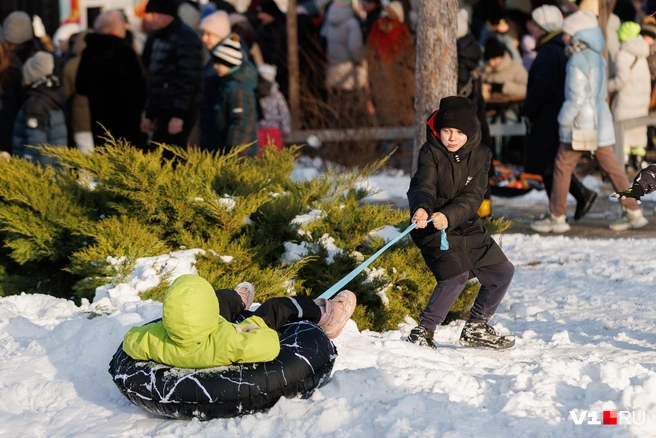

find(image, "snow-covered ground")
[1,164,656,438]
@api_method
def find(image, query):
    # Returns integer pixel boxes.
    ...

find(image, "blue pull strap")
[316,218,438,301]
[440,229,449,250]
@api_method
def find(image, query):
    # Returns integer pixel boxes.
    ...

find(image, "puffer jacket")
[608,36,651,147]
[13,77,67,167]
[144,18,203,120]
[558,27,615,146]
[407,112,507,281]
[323,4,366,90]
[123,274,280,369]
[200,60,258,154]
[482,52,528,99]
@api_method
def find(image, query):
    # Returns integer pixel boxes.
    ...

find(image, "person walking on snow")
[522,5,598,222]
[530,10,648,233]
[608,21,651,172]
[122,274,356,368]
[406,96,515,351]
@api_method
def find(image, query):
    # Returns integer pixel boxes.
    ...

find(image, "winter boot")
[530,212,571,233]
[459,321,515,349]
[609,208,649,231]
[235,282,255,310]
[407,325,437,349]
[571,176,597,221]
[316,290,357,339]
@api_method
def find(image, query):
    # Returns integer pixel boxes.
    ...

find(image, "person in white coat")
[530,10,648,233]
[609,21,652,171]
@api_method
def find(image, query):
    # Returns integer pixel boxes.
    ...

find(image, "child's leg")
[253,296,322,331]
[420,272,470,330]
[215,289,246,322]
[469,260,515,323]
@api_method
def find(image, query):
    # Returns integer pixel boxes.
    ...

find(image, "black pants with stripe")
[215,289,321,332]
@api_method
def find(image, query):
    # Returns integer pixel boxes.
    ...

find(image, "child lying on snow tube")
[122,274,356,368]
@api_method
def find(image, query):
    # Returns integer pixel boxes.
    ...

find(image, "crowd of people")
[0,0,655,227]
[0,0,419,165]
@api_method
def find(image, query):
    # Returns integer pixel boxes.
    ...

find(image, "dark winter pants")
[215,289,321,332]
[419,260,515,331]
[150,111,197,149]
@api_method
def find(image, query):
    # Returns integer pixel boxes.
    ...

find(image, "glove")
[615,164,656,202]
[32,15,46,38]
[490,83,503,93]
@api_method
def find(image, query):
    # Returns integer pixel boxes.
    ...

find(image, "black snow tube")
[108,320,337,420]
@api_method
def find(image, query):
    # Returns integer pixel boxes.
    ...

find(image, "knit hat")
[2,11,33,45]
[618,21,641,43]
[178,1,201,28]
[200,11,231,39]
[640,23,656,40]
[384,1,404,23]
[457,9,469,39]
[22,51,54,85]
[531,5,563,33]
[484,37,506,59]
[53,23,81,47]
[145,0,179,16]
[211,34,243,68]
[434,96,478,141]
[562,10,598,37]
[257,63,277,82]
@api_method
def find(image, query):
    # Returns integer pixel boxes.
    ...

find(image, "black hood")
[457,33,482,70]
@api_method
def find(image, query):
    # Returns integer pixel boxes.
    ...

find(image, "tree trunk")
[287,0,302,130]
[412,0,458,174]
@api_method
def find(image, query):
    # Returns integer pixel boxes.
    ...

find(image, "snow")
[1,165,656,437]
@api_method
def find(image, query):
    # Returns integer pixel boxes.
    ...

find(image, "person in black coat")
[141,0,203,149]
[406,96,515,351]
[522,5,597,221]
[76,10,147,149]
[255,0,289,98]
[0,11,39,155]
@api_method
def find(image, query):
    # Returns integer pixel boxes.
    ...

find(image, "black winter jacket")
[407,111,507,281]
[0,40,39,152]
[77,33,147,148]
[12,77,67,167]
[522,32,568,175]
[144,18,203,120]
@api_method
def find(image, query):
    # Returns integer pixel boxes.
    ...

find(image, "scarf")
[565,39,588,57]
[368,17,411,63]
[538,30,562,48]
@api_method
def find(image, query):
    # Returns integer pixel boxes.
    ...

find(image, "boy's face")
[213,63,231,77]
[440,128,468,152]
[487,56,502,69]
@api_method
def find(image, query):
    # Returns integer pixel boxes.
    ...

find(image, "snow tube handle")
[316,218,442,301]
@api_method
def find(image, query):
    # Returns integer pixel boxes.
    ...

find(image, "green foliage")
[0,137,511,331]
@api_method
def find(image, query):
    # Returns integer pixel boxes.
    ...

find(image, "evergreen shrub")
[0,138,512,331]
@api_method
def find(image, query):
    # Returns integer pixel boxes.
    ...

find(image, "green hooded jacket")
[122,274,280,368]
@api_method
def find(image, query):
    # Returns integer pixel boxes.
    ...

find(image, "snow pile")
[1,234,656,437]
